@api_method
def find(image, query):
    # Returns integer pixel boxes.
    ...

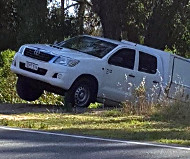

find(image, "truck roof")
[83,35,189,61]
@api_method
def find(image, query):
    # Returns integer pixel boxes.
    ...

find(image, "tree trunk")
[78,0,85,34]
[91,0,127,40]
[61,0,65,38]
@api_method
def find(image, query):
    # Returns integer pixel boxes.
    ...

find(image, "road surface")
[0,126,190,159]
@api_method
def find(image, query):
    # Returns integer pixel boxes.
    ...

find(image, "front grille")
[24,48,55,62]
[20,62,47,75]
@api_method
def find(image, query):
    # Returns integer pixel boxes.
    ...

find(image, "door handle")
[129,74,135,78]
[153,81,159,84]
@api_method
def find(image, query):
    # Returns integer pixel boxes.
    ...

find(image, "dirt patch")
[0,103,64,114]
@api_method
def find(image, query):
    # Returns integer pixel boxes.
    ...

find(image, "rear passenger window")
[138,52,157,74]
[108,48,135,69]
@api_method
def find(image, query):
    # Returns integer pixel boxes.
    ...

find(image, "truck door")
[101,48,137,102]
[135,51,162,101]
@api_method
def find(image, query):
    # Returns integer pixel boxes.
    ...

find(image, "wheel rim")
[74,85,90,107]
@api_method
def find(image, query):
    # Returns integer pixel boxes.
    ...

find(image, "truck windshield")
[57,36,117,58]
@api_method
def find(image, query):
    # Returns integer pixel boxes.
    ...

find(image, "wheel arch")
[72,74,99,101]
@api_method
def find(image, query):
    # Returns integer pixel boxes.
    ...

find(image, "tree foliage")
[144,0,190,57]
[91,0,190,57]
[15,0,48,45]
[0,0,83,50]
[0,0,17,51]
[0,0,189,57]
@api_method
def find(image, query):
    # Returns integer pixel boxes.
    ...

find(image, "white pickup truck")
[11,35,190,107]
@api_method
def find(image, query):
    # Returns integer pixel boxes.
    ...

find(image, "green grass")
[0,110,190,146]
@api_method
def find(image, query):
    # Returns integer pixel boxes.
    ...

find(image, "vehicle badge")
[34,49,40,55]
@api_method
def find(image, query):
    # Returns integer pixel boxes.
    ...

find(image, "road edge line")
[0,126,190,151]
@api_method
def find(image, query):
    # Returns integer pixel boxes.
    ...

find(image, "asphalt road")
[0,126,190,159]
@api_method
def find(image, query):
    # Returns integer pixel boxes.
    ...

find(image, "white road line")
[0,126,190,151]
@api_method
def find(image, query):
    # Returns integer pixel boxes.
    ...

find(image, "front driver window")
[108,48,135,69]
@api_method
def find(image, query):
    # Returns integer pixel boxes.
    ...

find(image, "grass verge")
[0,109,190,146]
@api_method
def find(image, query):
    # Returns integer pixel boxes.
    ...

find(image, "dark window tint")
[108,48,135,69]
[138,52,157,74]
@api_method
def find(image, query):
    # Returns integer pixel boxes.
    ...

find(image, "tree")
[69,0,94,35]
[0,0,17,51]
[91,0,128,40]
[91,0,190,57]
[15,0,48,46]
[1,0,189,57]
[144,0,190,55]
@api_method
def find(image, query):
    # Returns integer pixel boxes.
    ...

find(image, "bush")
[0,50,63,105]
[0,50,18,103]
[122,77,156,115]
[121,76,190,126]
[158,101,190,124]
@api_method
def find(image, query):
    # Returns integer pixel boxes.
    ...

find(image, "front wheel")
[16,76,43,101]
[64,78,96,107]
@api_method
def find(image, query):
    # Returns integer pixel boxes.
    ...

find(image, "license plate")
[25,61,38,71]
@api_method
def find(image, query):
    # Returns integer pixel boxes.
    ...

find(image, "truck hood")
[24,44,99,60]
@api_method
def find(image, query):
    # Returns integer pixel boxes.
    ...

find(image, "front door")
[101,48,137,103]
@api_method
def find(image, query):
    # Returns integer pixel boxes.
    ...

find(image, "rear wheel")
[64,78,97,107]
[16,76,43,101]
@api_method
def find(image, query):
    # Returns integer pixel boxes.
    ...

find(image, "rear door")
[135,51,163,101]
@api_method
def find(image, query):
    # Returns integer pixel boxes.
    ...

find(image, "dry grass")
[0,105,190,146]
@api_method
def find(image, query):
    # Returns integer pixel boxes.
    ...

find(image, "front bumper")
[11,53,78,90]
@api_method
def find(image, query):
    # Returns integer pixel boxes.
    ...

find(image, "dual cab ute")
[11,35,190,107]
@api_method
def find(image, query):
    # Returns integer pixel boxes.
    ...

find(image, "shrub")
[0,50,63,105]
[122,77,156,115]
[158,100,190,124]
[0,50,19,103]
[120,75,190,126]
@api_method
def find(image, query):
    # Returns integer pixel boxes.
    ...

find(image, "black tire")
[16,76,43,101]
[64,78,97,107]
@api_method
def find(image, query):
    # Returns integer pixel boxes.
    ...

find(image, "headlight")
[54,56,80,67]
[18,46,26,54]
